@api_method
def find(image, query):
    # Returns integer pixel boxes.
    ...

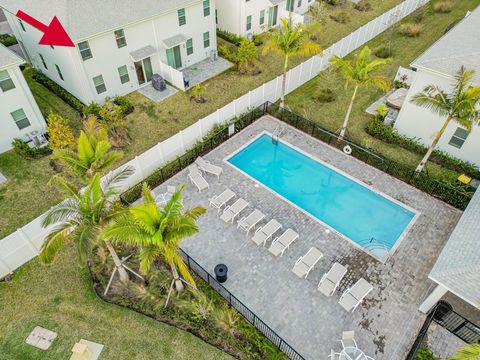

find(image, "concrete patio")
[153,115,461,360]
[137,83,177,103]
[182,57,232,89]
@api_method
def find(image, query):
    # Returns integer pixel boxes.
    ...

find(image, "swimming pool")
[227,133,416,260]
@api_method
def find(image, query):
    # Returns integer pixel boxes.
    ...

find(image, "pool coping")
[222,129,420,263]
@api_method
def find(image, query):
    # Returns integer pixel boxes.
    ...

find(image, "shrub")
[324,0,345,5]
[0,33,17,47]
[375,104,388,121]
[433,1,452,13]
[83,102,102,117]
[366,118,480,178]
[114,96,134,115]
[374,44,393,59]
[11,138,51,159]
[313,88,336,103]
[330,11,350,24]
[217,29,262,47]
[399,23,423,37]
[414,348,436,360]
[98,99,129,146]
[46,113,75,150]
[353,0,372,12]
[30,68,85,113]
[393,79,408,89]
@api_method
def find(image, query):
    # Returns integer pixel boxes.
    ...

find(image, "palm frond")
[173,253,196,287]
[138,245,162,274]
[39,223,72,263]
[449,343,480,360]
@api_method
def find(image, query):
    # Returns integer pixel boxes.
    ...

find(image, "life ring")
[343,145,352,155]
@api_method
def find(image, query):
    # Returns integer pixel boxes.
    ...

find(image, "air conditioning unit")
[28,131,48,148]
[210,49,218,61]
[246,32,254,40]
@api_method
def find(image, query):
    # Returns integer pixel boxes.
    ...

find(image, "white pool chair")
[339,278,373,312]
[251,219,282,246]
[268,229,299,257]
[328,350,341,359]
[237,209,265,233]
[292,247,323,279]
[195,157,223,178]
[220,198,249,223]
[340,331,357,349]
[188,165,209,192]
[318,262,347,297]
[209,189,235,212]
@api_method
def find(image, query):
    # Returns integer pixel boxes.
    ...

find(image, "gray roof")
[163,34,187,49]
[412,6,480,83]
[430,188,480,308]
[130,45,157,62]
[0,43,23,69]
[0,0,199,42]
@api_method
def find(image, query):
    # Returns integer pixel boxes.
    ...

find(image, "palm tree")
[55,117,123,181]
[104,183,206,292]
[410,66,480,173]
[449,343,480,360]
[263,17,322,108]
[329,46,391,141]
[40,169,133,282]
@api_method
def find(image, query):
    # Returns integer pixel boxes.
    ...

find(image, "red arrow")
[16,10,74,47]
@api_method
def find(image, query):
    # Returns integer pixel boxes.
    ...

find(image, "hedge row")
[217,29,263,47]
[0,33,18,47]
[31,68,85,114]
[366,118,480,179]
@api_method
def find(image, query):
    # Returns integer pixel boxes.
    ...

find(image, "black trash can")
[214,264,228,283]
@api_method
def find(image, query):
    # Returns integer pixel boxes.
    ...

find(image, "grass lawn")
[0,243,232,360]
[285,0,480,182]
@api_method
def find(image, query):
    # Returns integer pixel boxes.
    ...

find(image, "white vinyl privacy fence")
[0,0,430,279]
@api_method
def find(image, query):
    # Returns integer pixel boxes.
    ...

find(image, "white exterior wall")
[394,69,480,166]
[4,0,217,104]
[217,0,313,37]
[0,65,46,153]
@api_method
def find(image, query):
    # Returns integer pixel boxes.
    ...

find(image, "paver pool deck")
[154,115,461,360]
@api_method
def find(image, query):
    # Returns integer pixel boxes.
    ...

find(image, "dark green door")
[166,46,182,69]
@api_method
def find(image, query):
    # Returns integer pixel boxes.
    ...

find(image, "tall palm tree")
[329,46,391,141]
[40,169,132,282]
[55,117,123,182]
[410,66,480,173]
[104,183,206,292]
[263,17,322,108]
[449,343,480,360]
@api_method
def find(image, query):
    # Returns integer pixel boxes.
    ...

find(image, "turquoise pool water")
[227,134,415,259]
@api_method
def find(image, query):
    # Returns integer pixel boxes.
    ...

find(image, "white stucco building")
[216,0,314,37]
[0,0,218,104]
[0,44,46,153]
[393,8,480,166]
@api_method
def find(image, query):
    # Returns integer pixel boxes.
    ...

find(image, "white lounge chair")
[195,157,223,178]
[220,198,249,223]
[237,209,265,233]
[340,331,358,349]
[188,165,209,192]
[292,247,323,279]
[268,229,299,257]
[339,278,373,312]
[318,262,348,297]
[209,189,236,212]
[251,219,282,246]
[328,350,341,360]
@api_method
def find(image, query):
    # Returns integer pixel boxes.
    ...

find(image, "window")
[186,38,193,55]
[50,45,54,50]
[246,15,252,31]
[178,8,186,26]
[18,19,26,31]
[448,127,469,149]
[78,41,92,61]
[297,0,302,7]
[0,69,15,92]
[114,29,127,48]
[93,75,106,94]
[118,65,130,84]
[260,9,265,25]
[55,64,64,81]
[203,0,210,16]
[11,109,31,130]
[215,9,218,24]
[39,54,48,70]
[203,31,210,48]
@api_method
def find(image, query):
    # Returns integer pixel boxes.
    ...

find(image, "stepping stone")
[25,326,57,350]
[70,339,104,360]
